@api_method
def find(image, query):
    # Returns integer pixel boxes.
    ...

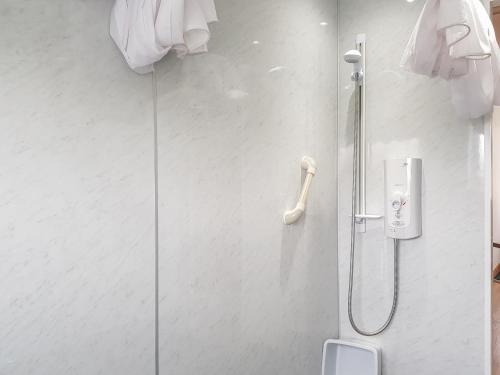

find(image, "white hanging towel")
[110,0,217,74]
[401,0,500,119]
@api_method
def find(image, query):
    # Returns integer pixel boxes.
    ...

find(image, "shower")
[343,35,422,337]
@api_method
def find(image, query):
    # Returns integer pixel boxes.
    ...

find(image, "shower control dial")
[391,194,404,211]
[391,193,407,217]
[391,200,401,210]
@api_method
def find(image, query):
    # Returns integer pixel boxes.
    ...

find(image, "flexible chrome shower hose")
[347,87,399,336]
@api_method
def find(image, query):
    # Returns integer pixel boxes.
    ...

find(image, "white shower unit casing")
[384,158,422,240]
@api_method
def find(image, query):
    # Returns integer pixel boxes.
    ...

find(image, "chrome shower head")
[344,50,361,64]
[344,49,363,83]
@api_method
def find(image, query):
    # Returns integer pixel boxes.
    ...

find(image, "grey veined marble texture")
[0,0,491,374]
[0,1,156,374]
[1,0,339,374]
[155,0,339,374]
[338,1,487,375]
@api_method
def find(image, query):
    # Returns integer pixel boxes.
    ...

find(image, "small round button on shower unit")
[391,192,405,211]
[391,200,402,211]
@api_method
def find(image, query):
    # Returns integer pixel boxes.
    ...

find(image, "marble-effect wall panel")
[338,1,486,374]
[0,1,155,374]
[156,0,338,374]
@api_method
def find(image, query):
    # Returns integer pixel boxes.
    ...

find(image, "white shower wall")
[155,0,339,374]
[1,0,339,374]
[338,1,487,374]
[0,0,491,374]
[0,1,155,374]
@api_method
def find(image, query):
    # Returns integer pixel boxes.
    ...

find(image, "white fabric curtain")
[110,0,217,73]
[401,0,500,119]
